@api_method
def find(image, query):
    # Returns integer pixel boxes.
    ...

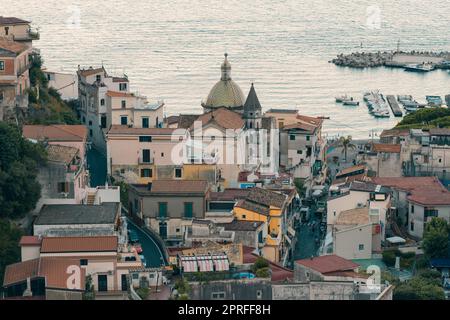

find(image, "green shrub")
[251,257,269,273]
[255,267,270,278]
[136,287,150,300]
[382,250,399,267]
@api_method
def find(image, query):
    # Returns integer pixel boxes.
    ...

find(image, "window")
[4,27,9,36]
[142,149,151,163]
[88,120,92,126]
[425,208,438,218]
[140,168,152,178]
[242,214,246,219]
[439,158,442,163]
[121,116,128,125]
[89,129,93,137]
[176,228,180,233]
[119,83,127,91]
[174,168,182,178]
[139,136,152,142]
[121,100,126,109]
[411,205,414,214]
[211,292,226,300]
[101,115,107,128]
[290,135,295,140]
[0,92,3,102]
[358,244,364,251]
[279,122,284,128]
[57,182,69,193]
[297,150,303,154]
[0,60,4,71]
[100,98,105,106]
[306,135,310,141]
[80,259,88,266]
[158,202,167,218]
[184,202,193,218]
[161,152,164,157]
[410,221,414,231]
[132,273,139,280]
[148,273,155,279]
[142,117,149,128]
[96,75,101,82]
[82,116,86,123]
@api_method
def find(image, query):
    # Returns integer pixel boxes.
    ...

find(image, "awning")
[386,236,406,244]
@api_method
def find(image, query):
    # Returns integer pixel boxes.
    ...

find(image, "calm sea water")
[5,0,450,138]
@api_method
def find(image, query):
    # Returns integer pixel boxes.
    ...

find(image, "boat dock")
[386,95,403,117]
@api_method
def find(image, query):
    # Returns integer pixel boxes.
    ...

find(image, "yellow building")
[233,187,290,263]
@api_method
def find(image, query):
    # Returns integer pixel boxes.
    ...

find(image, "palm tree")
[339,135,356,162]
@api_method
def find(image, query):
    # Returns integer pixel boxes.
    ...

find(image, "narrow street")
[87,147,107,187]
[293,204,323,260]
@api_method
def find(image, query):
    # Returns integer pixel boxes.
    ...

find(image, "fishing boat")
[404,63,434,72]
[426,95,442,107]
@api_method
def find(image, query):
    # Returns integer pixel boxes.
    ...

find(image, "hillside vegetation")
[396,108,450,129]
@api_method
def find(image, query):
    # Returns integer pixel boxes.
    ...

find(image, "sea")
[5,0,450,138]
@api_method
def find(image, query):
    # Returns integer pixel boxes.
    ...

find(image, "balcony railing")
[138,156,154,165]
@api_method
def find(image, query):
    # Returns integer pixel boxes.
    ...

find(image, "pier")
[386,95,403,117]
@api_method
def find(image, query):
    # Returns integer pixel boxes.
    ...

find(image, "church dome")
[202,54,245,111]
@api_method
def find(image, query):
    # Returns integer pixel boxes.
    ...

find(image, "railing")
[138,156,154,165]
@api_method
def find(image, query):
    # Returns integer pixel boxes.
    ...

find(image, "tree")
[251,257,269,274]
[338,135,356,161]
[0,123,46,219]
[422,217,449,259]
[394,275,445,300]
[0,219,23,285]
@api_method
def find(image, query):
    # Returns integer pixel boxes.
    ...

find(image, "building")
[43,69,77,100]
[36,144,88,208]
[2,235,145,299]
[358,143,402,177]
[232,187,295,264]
[0,16,39,47]
[33,202,120,237]
[128,180,210,244]
[372,176,450,239]
[106,125,189,183]
[0,37,31,121]
[105,90,163,129]
[276,112,326,193]
[332,207,381,260]
[77,66,132,153]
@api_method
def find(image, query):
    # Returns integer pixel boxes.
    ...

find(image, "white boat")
[343,99,359,106]
[404,63,434,72]
[364,90,390,118]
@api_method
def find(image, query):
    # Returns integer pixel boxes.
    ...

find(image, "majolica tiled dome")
[202,54,245,112]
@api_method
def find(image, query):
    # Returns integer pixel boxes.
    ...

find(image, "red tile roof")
[380,129,410,137]
[3,257,85,290]
[296,254,359,274]
[19,236,42,246]
[372,143,401,153]
[193,107,244,130]
[0,17,31,25]
[23,125,87,142]
[40,236,118,253]
[209,188,251,201]
[78,67,105,77]
[150,180,209,194]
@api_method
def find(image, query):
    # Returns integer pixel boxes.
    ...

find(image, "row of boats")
[397,95,445,113]
[363,91,390,118]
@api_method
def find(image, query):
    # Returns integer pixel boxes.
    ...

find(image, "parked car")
[233,272,255,279]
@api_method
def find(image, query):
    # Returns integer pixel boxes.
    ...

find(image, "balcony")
[138,156,154,165]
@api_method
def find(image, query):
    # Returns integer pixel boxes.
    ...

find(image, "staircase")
[87,192,96,205]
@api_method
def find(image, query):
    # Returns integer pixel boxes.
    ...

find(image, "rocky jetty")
[330,50,450,68]
[330,51,393,68]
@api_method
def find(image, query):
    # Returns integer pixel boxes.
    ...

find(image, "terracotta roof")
[380,128,410,137]
[177,114,200,129]
[336,164,366,177]
[336,207,370,226]
[246,187,286,208]
[219,220,264,231]
[78,67,105,77]
[371,176,450,206]
[429,128,450,136]
[0,17,30,25]
[106,90,135,98]
[46,144,78,164]
[3,258,85,290]
[296,114,324,127]
[40,236,118,253]
[235,199,270,215]
[283,122,317,133]
[0,37,29,55]
[209,188,251,201]
[134,180,209,194]
[372,143,401,153]
[192,107,244,130]
[22,125,87,142]
[296,255,359,274]
[19,236,42,246]
[107,125,183,136]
